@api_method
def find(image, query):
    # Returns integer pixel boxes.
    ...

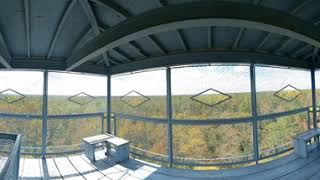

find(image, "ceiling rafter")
[79,0,110,66]
[113,48,132,62]
[232,27,245,49]
[47,0,78,59]
[72,28,93,54]
[109,50,312,75]
[208,26,214,49]
[176,29,189,51]
[257,0,312,51]
[90,0,130,18]
[128,41,150,57]
[257,33,272,49]
[23,0,30,58]
[274,38,293,54]
[100,27,149,58]
[301,47,318,62]
[96,52,120,65]
[92,0,162,58]
[292,44,311,57]
[66,1,320,70]
[148,35,168,55]
[0,30,12,69]
[291,0,313,15]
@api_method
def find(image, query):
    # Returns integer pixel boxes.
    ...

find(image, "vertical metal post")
[113,116,117,136]
[311,68,318,128]
[41,70,48,158]
[307,110,311,130]
[166,67,173,167]
[101,114,104,134]
[250,65,259,164]
[107,75,112,134]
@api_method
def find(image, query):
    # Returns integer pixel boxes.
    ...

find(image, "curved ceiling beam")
[66,1,320,70]
[9,59,108,75]
[108,50,312,75]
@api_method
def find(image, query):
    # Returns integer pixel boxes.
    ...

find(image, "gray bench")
[82,134,130,163]
[293,129,320,158]
[106,137,130,163]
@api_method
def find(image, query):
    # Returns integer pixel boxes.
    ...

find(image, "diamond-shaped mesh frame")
[0,89,26,104]
[274,84,302,102]
[120,90,151,108]
[191,88,232,108]
[68,92,95,105]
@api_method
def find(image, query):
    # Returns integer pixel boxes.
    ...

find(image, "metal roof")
[0,0,319,75]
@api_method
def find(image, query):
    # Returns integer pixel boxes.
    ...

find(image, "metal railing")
[0,112,105,155]
[0,106,316,168]
[0,133,21,180]
[112,106,313,167]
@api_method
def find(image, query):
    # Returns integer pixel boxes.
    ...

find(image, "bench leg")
[294,139,307,158]
[84,143,96,162]
[113,145,129,163]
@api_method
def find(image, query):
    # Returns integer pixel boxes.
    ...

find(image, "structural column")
[166,67,173,167]
[107,75,112,134]
[250,65,259,164]
[311,68,318,128]
[41,70,48,158]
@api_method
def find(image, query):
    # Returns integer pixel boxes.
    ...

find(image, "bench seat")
[82,134,129,162]
[294,129,320,158]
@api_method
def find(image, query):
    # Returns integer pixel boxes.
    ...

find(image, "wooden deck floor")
[19,149,320,180]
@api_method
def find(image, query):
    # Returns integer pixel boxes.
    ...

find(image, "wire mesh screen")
[0,71,43,115]
[46,117,102,154]
[171,65,251,120]
[48,72,107,115]
[111,69,166,118]
[316,71,320,106]
[256,66,312,115]
[0,134,20,180]
[314,70,320,128]
[173,123,253,165]
[258,112,308,158]
[0,138,15,171]
[115,118,168,162]
[0,119,41,154]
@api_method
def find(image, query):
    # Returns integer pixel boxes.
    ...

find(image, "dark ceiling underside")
[0,0,319,75]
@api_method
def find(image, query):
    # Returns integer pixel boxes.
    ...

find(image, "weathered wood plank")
[236,151,320,180]
[68,155,106,180]
[21,158,43,179]
[45,158,62,179]
[276,155,320,180]
[18,149,320,180]
[81,154,130,179]
[19,158,24,179]
[309,170,320,180]
[53,157,85,180]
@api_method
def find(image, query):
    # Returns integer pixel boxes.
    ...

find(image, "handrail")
[112,107,309,125]
[0,106,314,168]
[0,133,21,180]
[0,112,105,120]
[112,107,311,166]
